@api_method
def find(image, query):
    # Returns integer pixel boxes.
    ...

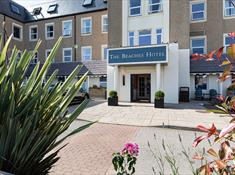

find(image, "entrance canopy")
[108,45,168,65]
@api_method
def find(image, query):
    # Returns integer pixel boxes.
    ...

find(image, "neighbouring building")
[107,0,235,104]
[0,0,108,96]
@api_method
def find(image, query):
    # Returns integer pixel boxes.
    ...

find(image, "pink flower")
[122,143,139,156]
[219,122,235,138]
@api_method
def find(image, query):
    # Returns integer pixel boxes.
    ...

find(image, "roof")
[25,62,89,77]
[82,60,107,75]
[25,61,107,77]
[0,0,33,22]
[190,54,235,73]
[0,0,107,23]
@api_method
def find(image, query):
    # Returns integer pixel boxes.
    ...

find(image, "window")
[63,48,72,62]
[33,7,42,15]
[195,74,208,90]
[102,15,108,33]
[100,76,107,88]
[83,0,93,6]
[128,32,135,46]
[139,30,151,46]
[63,20,72,37]
[16,51,22,62]
[224,0,235,17]
[224,33,235,51]
[149,0,163,13]
[82,46,92,61]
[47,4,58,13]
[81,17,92,35]
[12,23,22,41]
[129,0,141,16]
[45,49,51,58]
[191,1,206,21]
[29,25,38,41]
[101,45,108,60]
[32,52,38,63]
[45,23,54,39]
[156,28,162,44]
[190,36,206,54]
[11,3,20,14]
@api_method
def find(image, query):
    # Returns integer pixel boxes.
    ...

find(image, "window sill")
[45,37,54,40]
[190,19,207,23]
[223,15,235,20]
[62,35,72,38]
[81,33,92,36]
[148,10,163,14]
[129,14,141,17]
[13,37,22,41]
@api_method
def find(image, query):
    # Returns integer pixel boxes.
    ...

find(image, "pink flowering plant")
[191,30,235,174]
[112,143,139,175]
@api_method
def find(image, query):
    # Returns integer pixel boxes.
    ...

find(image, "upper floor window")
[149,0,163,13]
[45,23,54,40]
[102,15,108,33]
[32,52,38,63]
[11,3,20,15]
[224,33,235,51]
[190,1,206,22]
[224,0,235,17]
[13,23,22,41]
[156,28,162,45]
[63,20,72,37]
[129,0,141,16]
[63,48,72,62]
[139,30,151,46]
[190,36,206,54]
[128,32,135,47]
[29,25,38,41]
[101,45,108,60]
[81,17,92,35]
[82,46,92,61]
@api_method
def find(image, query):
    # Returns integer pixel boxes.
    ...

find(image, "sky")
[14,0,57,7]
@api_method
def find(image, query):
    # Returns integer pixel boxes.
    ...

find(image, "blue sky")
[14,0,56,7]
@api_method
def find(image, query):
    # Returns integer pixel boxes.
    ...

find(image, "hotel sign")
[108,45,168,65]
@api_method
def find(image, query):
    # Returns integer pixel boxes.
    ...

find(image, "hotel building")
[107,0,235,103]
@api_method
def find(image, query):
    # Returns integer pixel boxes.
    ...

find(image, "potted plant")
[154,91,165,108]
[108,90,118,106]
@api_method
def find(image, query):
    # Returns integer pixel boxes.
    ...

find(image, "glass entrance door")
[131,74,151,102]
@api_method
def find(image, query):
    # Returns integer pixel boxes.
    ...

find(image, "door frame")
[130,74,151,103]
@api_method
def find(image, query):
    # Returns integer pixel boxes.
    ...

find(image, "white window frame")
[138,29,152,46]
[45,49,52,59]
[62,20,72,38]
[190,36,207,54]
[224,0,235,18]
[12,23,23,41]
[32,51,38,63]
[195,74,209,90]
[129,0,141,17]
[29,25,38,41]
[128,31,135,46]
[101,44,108,60]
[63,48,72,62]
[148,0,163,14]
[81,17,92,36]
[81,46,92,61]
[102,14,108,33]
[156,28,163,45]
[45,23,54,40]
[190,0,207,23]
[223,33,235,52]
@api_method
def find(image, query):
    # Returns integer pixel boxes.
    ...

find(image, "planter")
[154,98,164,108]
[108,97,118,106]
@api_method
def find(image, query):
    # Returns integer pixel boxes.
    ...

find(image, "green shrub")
[109,90,118,98]
[155,91,165,100]
[227,84,235,90]
[0,35,92,175]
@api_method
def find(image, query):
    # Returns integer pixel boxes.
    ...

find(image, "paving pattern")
[50,123,138,175]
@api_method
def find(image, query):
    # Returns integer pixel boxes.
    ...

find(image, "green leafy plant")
[112,143,139,175]
[155,91,165,100]
[0,35,92,175]
[109,90,118,98]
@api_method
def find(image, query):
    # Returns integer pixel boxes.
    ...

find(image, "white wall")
[179,49,190,88]
[122,0,169,46]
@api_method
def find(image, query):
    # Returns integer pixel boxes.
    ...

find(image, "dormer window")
[83,0,93,6]
[10,3,20,15]
[47,4,58,13]
[33,7,42,16]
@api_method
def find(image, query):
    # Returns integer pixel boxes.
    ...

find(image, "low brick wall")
[89,88,106,98]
